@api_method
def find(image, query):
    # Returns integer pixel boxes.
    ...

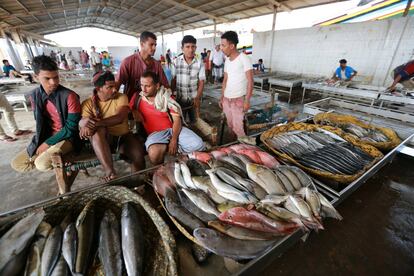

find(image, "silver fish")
[121,203,144,276]
[0,209,45,271]
[75,201,96,275]
[41,226,63,276]
[99,210,122,276]
[50,255,69,276]
[318,193,342,220]
[24,222,52,276]
[246,163,286,195]
[192,176,227,204]
[273,169,295,192]
[174,162,187,189]
[297,187,321,218]
[277,166,302,191]
[289,166,313,187]
[62,223,77,274]
[180,161,197,189]
[182,188,220,216]
[219,155,247,172]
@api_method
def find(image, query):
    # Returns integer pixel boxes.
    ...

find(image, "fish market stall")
[253,72,278,92]
[268,76,304,104]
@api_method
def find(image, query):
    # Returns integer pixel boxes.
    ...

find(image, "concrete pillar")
[213,19,217,46]
[269,5,278,72]
[1,29,24,70]
[403,0,412,17]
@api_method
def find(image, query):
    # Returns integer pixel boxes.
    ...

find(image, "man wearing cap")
[80,71,145,181]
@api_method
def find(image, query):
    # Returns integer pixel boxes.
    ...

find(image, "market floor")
[261,154,414,276]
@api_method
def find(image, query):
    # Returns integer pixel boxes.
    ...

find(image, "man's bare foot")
[102,172,117,182]
[0,135,17,142]
[14,129,32,136]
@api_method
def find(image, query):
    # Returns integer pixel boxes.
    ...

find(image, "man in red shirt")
[130,71,205,165]
[116,31,169,101]
[388,59,414,92]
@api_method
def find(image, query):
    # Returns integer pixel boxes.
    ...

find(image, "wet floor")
[261,154,414,275]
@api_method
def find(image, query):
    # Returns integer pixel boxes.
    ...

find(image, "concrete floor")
[0,81,289,213]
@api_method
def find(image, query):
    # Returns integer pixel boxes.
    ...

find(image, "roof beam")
[38,22,138,37]
[268,0,292,12]
[161,0,225,22]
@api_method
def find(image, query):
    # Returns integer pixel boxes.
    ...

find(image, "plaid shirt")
[172,55,206,100]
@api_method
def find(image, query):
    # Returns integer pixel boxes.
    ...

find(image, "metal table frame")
[269,77,303,104]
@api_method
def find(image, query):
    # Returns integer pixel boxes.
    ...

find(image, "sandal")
[14,130,33,136]
[0,135,17,142]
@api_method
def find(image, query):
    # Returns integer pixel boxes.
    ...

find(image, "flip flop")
[14,130,33,136]
[0,135,17,142]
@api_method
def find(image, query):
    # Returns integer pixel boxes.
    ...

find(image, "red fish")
[188,151,212,163]
[229,144,258,152]
[238,149,262,164]
[153,166,175,197]
[218,207,301,235]
[256,151,279,169]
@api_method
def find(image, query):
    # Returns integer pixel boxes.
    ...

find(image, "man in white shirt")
[220,31,253,138]
[90,46,102,73]
[210,45,226,84]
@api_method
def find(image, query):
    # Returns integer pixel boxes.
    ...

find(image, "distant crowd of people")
[48,47,113,73]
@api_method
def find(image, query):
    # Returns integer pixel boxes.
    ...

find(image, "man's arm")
[168,114,182,155]
[388,74,402,91]
[95,106,129,128]
[220,72,228,109]
[244,69,254,111]
[115,59,128,91]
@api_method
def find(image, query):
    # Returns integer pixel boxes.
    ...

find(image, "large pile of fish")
[153,144,342,260]
[266,129,375,175]
[0,202,144,276]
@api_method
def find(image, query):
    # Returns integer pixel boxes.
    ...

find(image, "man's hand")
[79,127,95,140]
[386,86,396,93]
[219,96,224,109]
[79,117,97,129]
[36,143,50,155]
[243,100,250,112]
[132,110,144,122]
[168,138,178,155]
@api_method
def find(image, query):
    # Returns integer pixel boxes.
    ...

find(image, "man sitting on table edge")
[329,59,357,83]
[11,55,81,188]
[2,59,34,83]
[79,71,145,181]
[130,71,205,165]
[387,59,414,93]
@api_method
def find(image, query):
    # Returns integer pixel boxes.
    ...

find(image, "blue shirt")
[335,66,356,80]
[2,65,16,77]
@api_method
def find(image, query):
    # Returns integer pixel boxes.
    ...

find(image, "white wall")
[107,46,138,68]
[252,17,414,86]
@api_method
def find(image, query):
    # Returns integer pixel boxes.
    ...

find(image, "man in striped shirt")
[171,35,206,124]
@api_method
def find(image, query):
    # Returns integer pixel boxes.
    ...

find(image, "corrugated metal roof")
[0,0,347,37]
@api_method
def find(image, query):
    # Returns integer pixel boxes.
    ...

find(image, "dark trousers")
[178,98,196,124]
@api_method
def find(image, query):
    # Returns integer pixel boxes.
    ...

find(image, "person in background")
[79,71,145,181]
[160,54,166,64]
[2,59,34,83]
[66,51,76,70]
[331,59,357,82]
[201,48,207,61]
[130,71,204,165]
[387,59,414,92]
[80,50,89,68]
[205,50,212,84]
[24,60,32,70]
[220,31,253,138]
[210,44,226,84]
[90,46,102,73]
[11,55,81,192]
[116,31,169,101]
[59,60,69,71]
[166,49,172,68]
[102,51,111,69]
[50,50,57,62]
[241,46,247,54]
[253,59,265,73]
[171,35,206,124]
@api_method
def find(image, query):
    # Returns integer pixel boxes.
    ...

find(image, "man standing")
[220,31,253,138]
[79,71,145,181]
[90,46,102,73]
[130,71,204,165]
[0,93,31,142]
[201,48,208,62]
[210,45,226,84]
[387,59,414,92]
[171,35,206,124]
[11,55,81,185]
[331,59,357,82]
[116,31,169,101]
